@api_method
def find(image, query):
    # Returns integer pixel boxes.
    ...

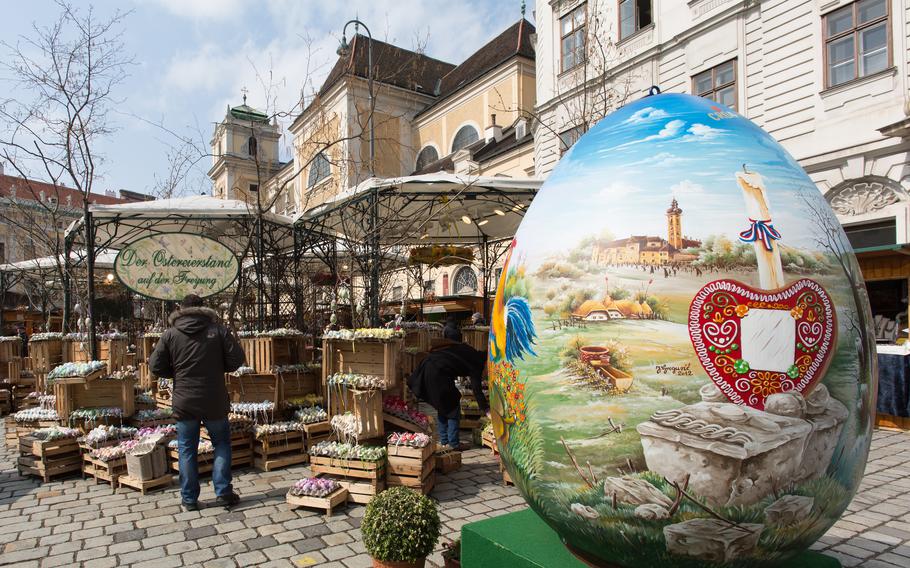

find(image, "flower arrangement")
[308,441,386,462]
[294,406,327,424]
[254,421,303,439]
[99,332,127,341]
[259,328,304,337]
[70,407,123,422]
[362,486,441,564]
[91,439,139,461]
[82,425,137,447]
[31,426,80,441]
[289,477,339,498]
[29,332,63,342]
[136,424,177,438]
[135,392,155,405]
[0,335,20,343]
[132,408,174,421]
[230,366,256,376]
[383,396,431,431]
[14,408,59,422]
[47,361,106,380]
[327,373,387,390]
[285,394,323,408]
[323,328,404,341]
[387,432,431,448]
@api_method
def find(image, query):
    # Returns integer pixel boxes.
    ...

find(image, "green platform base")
[461,509,841,568]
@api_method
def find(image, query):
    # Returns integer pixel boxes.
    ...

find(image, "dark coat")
[149,307,245,421]
[407,340,488,420]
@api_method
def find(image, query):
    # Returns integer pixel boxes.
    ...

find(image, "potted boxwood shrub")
[442,538,460,568]
[362,486,441,568]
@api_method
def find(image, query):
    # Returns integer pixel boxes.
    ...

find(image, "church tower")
[208,90,282,203]
[667,198,683,249]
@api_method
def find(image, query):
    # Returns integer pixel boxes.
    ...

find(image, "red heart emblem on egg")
[688,278,837,410]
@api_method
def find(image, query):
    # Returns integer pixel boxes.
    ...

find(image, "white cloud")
[623,107,668,124]
[670,179,705,197]
[647,120,685,141]
[680,123,724,142]
[597,180,641,201]
[151,0,246,21]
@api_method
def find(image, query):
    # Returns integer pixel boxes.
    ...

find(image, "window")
[693,60,737,110]
[248,135,257,157]
[559,125,587,156]
[560,4,586,72]
[423,279,435,293]
[844,218,896,249]
[451,125,479,152]
[619,0,652,40]
[392,286,403,301]
[453,266,478,295]
[308,152,331,187]
[415,146,439,172]
[824,0,889,87]
[248,184,259,193]
[0,243,5,264]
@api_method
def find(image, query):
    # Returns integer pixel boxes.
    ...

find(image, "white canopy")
[294,173,542,245]
[66,196,295,253]
[0,249,118,274]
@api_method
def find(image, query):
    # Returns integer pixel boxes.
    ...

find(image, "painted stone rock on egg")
[488,93,876,567]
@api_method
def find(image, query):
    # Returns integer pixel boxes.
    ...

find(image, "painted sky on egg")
[518,94,836,269]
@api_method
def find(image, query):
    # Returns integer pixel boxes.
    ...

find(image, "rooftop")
[0,174,128,208]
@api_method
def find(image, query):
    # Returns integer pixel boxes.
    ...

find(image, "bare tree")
[0,1,132,332]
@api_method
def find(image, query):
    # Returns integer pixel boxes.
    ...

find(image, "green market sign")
[114,234,239,301]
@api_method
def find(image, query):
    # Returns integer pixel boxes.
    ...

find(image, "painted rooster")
[490,239,537,363]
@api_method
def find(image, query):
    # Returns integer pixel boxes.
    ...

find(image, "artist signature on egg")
[655,363,693,376]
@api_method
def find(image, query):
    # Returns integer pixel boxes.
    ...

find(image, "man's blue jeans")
[176,418,232,504]
[437,416,459,448]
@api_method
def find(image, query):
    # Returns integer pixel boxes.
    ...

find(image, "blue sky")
[516,93,841,268]
[0,0,526,196]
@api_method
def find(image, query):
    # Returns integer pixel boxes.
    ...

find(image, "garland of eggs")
[29,332,63,342]
[294,406,327,424]
[81,425,138,447]
[327,373,387,390]
[323,328,404,341]
[14,408,59,422]
[330,412,362,444]
[285,394,324,409]
[230,366,256,376]
[230,401,275,423]
[0,335,20,343]
[31,427,81,441]
[166,439,214,454]
[133,408,174,421]
[254,421,304,439]
[91,439,139,462]
[136,424,177,438]
[47,361,106,380]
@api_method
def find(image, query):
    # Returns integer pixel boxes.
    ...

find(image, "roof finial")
[520,0,526,17]
[241,86,248,105]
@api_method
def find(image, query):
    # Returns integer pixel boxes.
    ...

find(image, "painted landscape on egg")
[488,95,876,567]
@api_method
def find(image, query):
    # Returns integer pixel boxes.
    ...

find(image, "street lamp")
[338,19,380,326]
[337,19,374,177]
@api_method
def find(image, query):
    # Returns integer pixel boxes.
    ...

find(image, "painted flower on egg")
[488,93,876,567]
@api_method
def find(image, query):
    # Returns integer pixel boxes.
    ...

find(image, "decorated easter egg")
[488,93,875,567]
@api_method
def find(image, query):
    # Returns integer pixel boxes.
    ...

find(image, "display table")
[877,345,910,421]
[461,509,840,568]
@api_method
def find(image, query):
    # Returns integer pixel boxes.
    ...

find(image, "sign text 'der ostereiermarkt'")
[114,234,239,301]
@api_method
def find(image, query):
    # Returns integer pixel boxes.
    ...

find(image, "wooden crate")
[322,338,402,390]
[310,455,385,480]
[137,363,156,391]
[240,336,306,374]
[0,340,21,363]
[332,476,386,504]
[286,487,349,516]
[326,386,383,440]
[19,435,79,458]
[278,370,319,405]
[387,444,435,495]
[384,413,431,435]
[118,473,172,494]
[253,430,307,471]
[64,340,91,363]
[54,377,135,419]
[138,336,159,363]
[227,373,279,406]
[10,419,61,448]
[400,351,427,381]
[481,429,497,454]
[168,447,217,475]
[202,428,253,468]
[4,416,19,447]
[402,328,441,353]
[155,389,172,410]
[435,449,462,474]
[84,456,126,488]
[462,327,490,354]
[48,366,106,386]
[18,453,81,482]
[99,339,128,372]
[0,389,11,415]
[0,358,22,381]
[875,413,910,430]
[29,340,63,374]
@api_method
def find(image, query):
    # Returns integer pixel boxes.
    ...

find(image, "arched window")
[451,125,479,152]
[248,135,257,157]
[308,152,331,187]
[415,146,439,171]
[453,266,478,295]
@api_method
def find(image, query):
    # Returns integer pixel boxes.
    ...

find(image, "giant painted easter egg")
[488,93,876,567]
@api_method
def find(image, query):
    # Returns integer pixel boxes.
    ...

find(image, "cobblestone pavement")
[2,424,910,567]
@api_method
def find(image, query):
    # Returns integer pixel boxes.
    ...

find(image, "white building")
[534,0,910,251]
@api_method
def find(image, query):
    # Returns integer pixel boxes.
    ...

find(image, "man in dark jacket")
[149,294,245,511]
[407,338,488,450]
